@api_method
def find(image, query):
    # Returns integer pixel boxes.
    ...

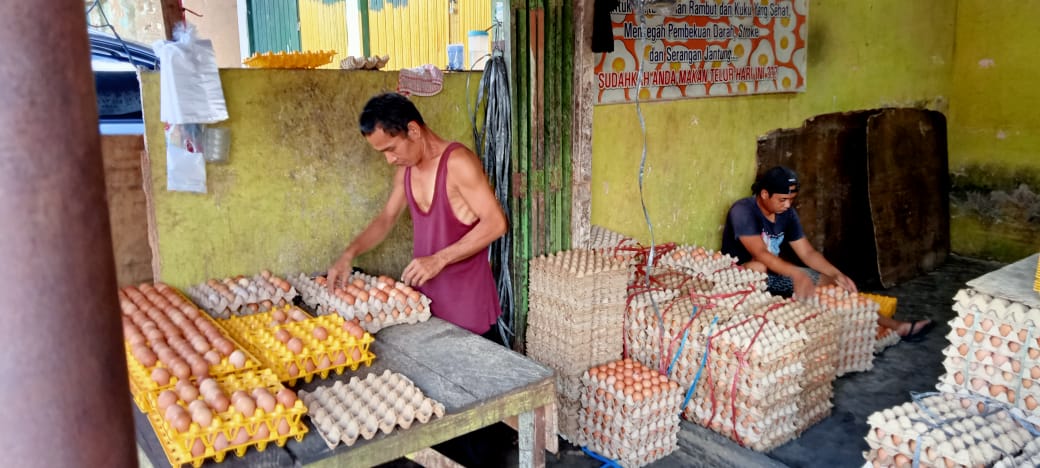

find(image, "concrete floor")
[380,255,1006,468]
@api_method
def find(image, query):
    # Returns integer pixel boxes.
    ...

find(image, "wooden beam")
[160,0,184,40]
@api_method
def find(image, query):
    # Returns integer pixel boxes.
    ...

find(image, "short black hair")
[752,165,800,195]
[358,93,425,137]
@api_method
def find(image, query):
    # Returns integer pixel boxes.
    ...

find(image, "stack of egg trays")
[554,373,584,443]
[218,307,376,386]
[863,393,1037,468]
[146,369,308,468]
[809,286,879,376]
[937,288,1040,414]
[289,272,432,333]
[995,437,1040,467]
[122,291,263,412]
[299,370,446,449]
[187,273,298,319]
[526,249,629,375]
[762,300,840,433]
[689,310,808,452]
[577,359,683,468]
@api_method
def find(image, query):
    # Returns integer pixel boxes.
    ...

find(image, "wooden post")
[0,1,137,466]
[570,0,594,250]
[160,0,185,39]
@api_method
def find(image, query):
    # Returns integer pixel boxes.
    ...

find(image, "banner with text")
[595,0,808,104]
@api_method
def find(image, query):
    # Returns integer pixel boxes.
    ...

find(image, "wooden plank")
[375,318,555,408]
[866,109,950,287]
[290,379,556,467]
[101,135,153,286]
[966,253,1039,308]
[569,0,593,250]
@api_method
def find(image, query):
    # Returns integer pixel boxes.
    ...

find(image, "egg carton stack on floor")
[863,393,1037,468]
[577,358,684,467]
[761,300,840,433]
[937,289,1040,414]
[688,302,812,451]
[809,285,878,376]
[526,249,629,442]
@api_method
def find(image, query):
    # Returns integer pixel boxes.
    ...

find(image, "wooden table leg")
[518,406,547,468]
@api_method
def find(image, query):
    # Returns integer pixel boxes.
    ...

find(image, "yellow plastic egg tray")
[861,293,898,319]
[219,306,376,386]
[125,322,263,413]
[146,369,308,468]
[242,50,336,69]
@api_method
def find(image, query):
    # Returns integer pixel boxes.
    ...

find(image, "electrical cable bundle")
[471,54,514,347]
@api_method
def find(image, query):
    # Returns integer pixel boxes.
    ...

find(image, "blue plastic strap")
[681,315,718,412]
[581,446,623,468]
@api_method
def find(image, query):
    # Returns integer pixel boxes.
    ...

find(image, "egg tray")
[289,272,432,334]
[864,393,1037,468]
[124,311,264,413]
[299,370,446,449]
[146,370,308,468]
[218,307,376,386]
[187,272,298,319]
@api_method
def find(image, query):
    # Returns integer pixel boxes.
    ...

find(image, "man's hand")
[401,254,447,287]
[792,270,816,300]
[326,253,353,292]
[833,272,858,293]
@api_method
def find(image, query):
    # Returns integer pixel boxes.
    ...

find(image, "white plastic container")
[467,30,489,70]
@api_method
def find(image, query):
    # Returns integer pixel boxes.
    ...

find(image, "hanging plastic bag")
[153,23,228,124]
[165,123,207,193]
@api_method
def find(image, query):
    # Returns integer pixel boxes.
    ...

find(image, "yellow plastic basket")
[862,293,898,318]
[219,305,376,386]
[147,369,308,468]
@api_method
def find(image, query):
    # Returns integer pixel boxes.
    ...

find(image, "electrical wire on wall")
[470,50,514,347]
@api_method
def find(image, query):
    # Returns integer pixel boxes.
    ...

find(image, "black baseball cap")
[753,166,800,195]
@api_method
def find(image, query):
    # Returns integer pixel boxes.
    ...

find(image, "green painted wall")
[947,0,1040,260]
[591,0,957,248]
[141,69,479,288]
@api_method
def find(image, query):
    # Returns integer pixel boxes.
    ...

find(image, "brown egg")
[233,394,256,417]
[157,390,179,412]
[176,380,199,402]
[275,388,298,408]
[229,350,247,369]
[151,367,172,386]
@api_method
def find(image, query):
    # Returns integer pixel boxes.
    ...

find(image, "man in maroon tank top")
[326,93,507,336]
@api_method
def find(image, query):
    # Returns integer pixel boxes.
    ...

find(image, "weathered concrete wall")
[141,69,481,288]
[947,0,1040,261]
[590,0,957,251]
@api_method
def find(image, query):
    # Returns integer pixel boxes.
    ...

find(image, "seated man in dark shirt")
[721,166,933,340]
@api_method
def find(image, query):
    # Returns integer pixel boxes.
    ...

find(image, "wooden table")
[136,318,556,468]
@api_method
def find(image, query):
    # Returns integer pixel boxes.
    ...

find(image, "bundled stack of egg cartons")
[300,370,445,448]
[688,302,810,451]
[290,272,432,333]
[937,288,1040,413]
[187,271,297,319]
[863,393,1038,468]
[586,225,641,264]
[809,285,878,376]
[763,300,840,433]
[578,358,683,467]
[149,370,308,467]
[526,249,629,442]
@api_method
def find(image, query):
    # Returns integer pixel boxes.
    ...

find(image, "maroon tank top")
[404,142,502,334]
